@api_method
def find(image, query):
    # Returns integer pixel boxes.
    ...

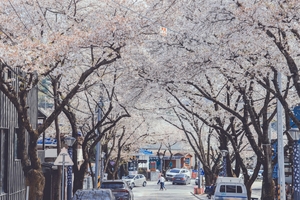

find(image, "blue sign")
[272,163,278,179]
[37,137,57,145]
[200,168,205,175]
[139,149,153,155]
[195,168,205,175]
[290,105,300,128]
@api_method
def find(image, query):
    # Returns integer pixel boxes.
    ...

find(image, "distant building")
[139,142,195,172]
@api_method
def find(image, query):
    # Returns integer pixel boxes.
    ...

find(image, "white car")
[166,168,191,181]
[122,174,147,187]
[247,169,254,177]
[257,170,264,179]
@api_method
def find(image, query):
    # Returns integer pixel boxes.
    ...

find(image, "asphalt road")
[132,179,263,200]
[132,180,202,200]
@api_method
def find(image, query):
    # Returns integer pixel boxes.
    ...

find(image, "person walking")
[158,174,166,190]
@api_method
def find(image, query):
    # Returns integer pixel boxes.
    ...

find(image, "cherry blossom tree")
[0,0,147,199]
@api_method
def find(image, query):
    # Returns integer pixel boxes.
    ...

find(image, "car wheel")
[172,182,175,185]
[131,182,135,187]
[142,181,146,187]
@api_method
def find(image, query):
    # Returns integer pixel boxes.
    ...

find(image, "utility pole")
[94,97,103,189]
[198,161,201,189]
[277,72,286,200]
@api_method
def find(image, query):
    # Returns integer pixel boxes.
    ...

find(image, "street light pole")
[288,128,300,200]
[276,73,286,200]
[64,136,76,200]
[221,150,228,177]
[94,97,103,189]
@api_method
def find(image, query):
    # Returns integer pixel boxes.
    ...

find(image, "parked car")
[257,170,264,179]
[247,169,254,177]
[72,189,115,200]
[213,177,247,200]
[100,180,134,200]
[172,174,191,185]
[166,168,191,181]
[122,174,147,187]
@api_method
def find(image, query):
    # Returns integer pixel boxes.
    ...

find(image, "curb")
[190,192,207,200]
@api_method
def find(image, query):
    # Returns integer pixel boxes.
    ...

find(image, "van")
[213,177,248,200]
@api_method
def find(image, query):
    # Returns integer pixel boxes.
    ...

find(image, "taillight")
[181,178,184,180]
[115,189,129,193]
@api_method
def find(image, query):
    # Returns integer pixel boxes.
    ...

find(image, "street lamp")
[65,136,76,200]
[159,154,163,173]
[221,150,228,177]
[287,128,300,200]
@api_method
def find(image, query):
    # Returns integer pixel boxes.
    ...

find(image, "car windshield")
[72,190,111,200]
[101,182,125,189]
[170,169,180,173]
[124,175,135,179]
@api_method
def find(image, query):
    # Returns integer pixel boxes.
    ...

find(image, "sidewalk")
[190,192,207,200]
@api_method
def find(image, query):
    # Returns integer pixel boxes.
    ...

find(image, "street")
[132,179,262,200]
[132,179,201,200]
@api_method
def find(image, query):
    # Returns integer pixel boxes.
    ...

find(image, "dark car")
[172,174,191,185]
[72,189,115,200]
[100,180,134,200]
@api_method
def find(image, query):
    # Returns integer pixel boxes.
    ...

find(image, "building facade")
[0,70,38,200]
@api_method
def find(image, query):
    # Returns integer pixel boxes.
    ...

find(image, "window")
[14,128,21,159]
[101,182,124,189]
[237,186,243,193]
[0,129,8,193]
[219,185,243,193]
[227,185,236,193]
[220,185,225,192]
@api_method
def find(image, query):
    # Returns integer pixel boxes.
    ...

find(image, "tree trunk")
[17,114,45,200]
[73,161,88,192]
[261,146,275,200]
[26,169,45,200]
[27,131,45,200]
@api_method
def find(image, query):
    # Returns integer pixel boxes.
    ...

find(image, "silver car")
[100,180,134,200]
[122,174,147,187]
[166,168,191,181]
[72,189,115,200]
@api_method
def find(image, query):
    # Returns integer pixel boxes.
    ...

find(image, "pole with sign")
[54,147,74,200]
[198,161,201,189]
